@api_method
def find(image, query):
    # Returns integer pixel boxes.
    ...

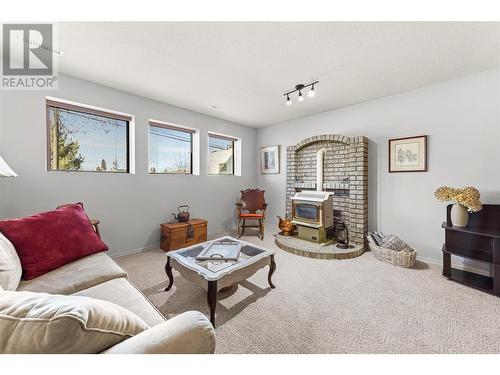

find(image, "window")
[208,133,235,175]
[149,121,194,174]
[46,99,131,173]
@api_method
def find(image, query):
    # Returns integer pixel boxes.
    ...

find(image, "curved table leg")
[164,257,174,291]
[207,280,218,327]
[268,254,276,289]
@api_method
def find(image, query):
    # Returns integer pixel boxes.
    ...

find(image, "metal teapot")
[278,215,296,236]
[172,205,190,223]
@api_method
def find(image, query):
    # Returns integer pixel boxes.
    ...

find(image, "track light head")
[308,84,315,98]
[286,94,292,106]
[298,90,304,102]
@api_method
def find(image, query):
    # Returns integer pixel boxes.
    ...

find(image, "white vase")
[451,204,469,227]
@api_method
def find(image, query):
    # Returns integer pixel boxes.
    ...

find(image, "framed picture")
[260,145,280,174]
[388,135,428,172]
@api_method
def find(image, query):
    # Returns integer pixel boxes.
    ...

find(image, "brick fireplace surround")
[285,134,368,248]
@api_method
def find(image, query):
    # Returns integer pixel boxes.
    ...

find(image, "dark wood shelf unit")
[441,223,500,239]
[442,244,492,263]
[441,204,499,296]
[448,268,494,294]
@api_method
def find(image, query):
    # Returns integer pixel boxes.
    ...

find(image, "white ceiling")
[54,22,500,127]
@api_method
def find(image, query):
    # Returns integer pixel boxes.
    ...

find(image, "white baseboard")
[110,243,160,258]
[109,231,230,259]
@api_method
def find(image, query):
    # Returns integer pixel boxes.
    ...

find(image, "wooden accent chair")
[235,189,267,240]
[56,203,101,239]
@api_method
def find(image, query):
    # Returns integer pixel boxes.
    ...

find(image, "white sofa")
[13,252,216,354]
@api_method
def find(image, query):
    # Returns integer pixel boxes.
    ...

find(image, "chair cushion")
[17,252,127,295]
[0,203,109,280]
[0,233,22,290]
[239,213,264,218]
[73,278,165,327]
[0,290,149,353]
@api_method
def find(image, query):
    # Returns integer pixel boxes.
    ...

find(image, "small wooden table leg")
[442,250,451,279]
[164,257,174,291]
[268,254,276,289]
[207,280,218,327]
[494,265,500,295]
[493,239,500,294]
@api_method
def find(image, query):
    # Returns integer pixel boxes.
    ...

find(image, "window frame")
[208,132,237,176]
[45,98,133,174]
[148,120,195,175]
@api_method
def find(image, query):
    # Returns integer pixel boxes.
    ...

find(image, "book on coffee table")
[195,239,243,261]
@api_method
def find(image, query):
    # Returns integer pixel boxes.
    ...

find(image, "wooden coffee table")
[164,236,276,327]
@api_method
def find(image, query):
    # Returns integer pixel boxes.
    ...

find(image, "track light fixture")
[283,80,319,106]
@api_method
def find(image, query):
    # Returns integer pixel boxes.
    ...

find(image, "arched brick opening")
[285,135,368,248]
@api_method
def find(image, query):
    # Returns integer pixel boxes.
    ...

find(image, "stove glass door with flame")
[294,203,320,223]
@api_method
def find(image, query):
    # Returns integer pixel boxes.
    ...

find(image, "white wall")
[257,68,500,269]
[1,69,498,266]
[0,74,257,256]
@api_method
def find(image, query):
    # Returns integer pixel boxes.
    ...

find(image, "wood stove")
[291,191,333,243]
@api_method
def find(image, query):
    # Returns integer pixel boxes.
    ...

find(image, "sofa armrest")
[103,311,215,354]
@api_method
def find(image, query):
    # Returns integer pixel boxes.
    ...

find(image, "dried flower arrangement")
[434,186,483,212]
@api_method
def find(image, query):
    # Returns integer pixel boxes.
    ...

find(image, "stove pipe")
[316,148,326,192]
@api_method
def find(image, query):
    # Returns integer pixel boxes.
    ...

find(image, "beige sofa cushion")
[17,252,127,295]
[0,233,22,291]
[73,278,165,327]
[0,290,149,354]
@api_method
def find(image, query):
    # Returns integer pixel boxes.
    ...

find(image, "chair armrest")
[103,311,215,354]
[91,219,101,238]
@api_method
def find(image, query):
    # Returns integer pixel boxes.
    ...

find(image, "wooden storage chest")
[160,219,207,251]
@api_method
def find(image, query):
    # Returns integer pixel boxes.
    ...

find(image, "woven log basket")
[367,234,417,268]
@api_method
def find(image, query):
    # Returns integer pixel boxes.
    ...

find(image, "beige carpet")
[115,230,500,354]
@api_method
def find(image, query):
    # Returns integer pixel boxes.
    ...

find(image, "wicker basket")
[367,233,417,268]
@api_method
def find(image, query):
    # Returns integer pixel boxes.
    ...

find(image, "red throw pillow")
[0,203,109,280]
